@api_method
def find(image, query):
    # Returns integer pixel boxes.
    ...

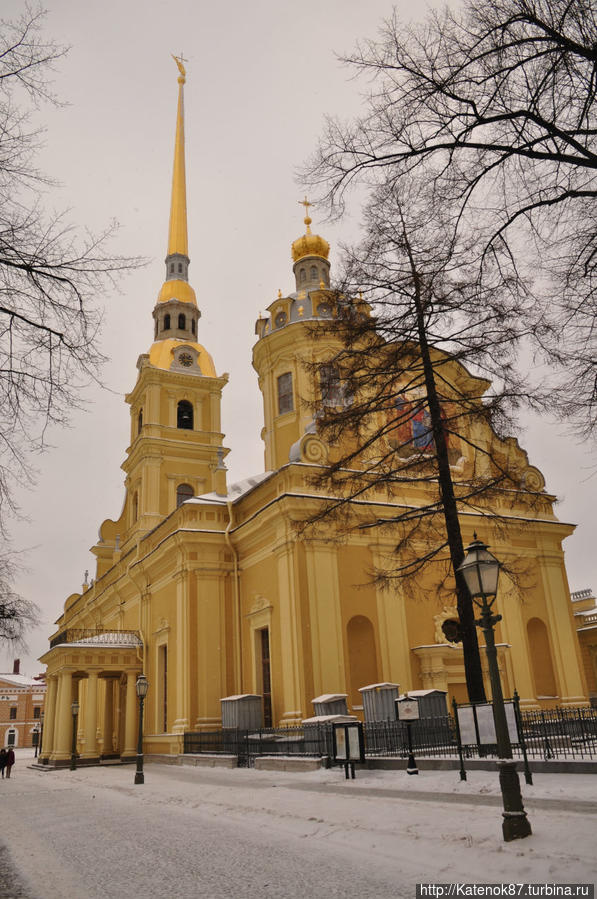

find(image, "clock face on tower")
[179,352,193,367]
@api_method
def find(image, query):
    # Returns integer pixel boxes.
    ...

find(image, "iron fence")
[183,724,335,767]
[517,707,597,760]
[183,704,597,766]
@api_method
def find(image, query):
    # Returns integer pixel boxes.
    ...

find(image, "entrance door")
[260,629,272,728]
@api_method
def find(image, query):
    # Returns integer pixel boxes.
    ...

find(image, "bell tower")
[252,201,339,471]
[116,56,228,549]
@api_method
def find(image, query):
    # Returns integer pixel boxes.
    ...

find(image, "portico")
[39,631,143,766]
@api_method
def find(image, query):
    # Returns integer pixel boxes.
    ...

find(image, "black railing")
[183,705,597,766]
[49,628,141,648]
[184,725,335,767]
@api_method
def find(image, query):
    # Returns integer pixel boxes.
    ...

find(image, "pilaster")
[304,540,345,696]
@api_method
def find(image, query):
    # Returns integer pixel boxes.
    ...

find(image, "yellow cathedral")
[39,61,589,764]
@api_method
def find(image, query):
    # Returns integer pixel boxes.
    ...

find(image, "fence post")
[452,698,467,782]
[513,690,532,785]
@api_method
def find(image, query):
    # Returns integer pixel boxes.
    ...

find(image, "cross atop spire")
[299,196,313,234]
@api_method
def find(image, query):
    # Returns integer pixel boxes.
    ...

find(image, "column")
[123,672,138,757]
[496,576,537,708]
[53,670,73,761]
[172,568,190,733]
[41,675,58,761]
[304,541,345,697]
[275,537,303,724]
[195,571,225,729]
[103,678,114,755]
[540,555,588,706]
[372,546,412,688]
[82,672,99,760]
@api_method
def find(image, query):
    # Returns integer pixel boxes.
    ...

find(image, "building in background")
[0,660,46,749]
[38,60,588,765]
[571,588,597,705]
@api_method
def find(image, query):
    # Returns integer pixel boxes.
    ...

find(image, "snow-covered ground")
[1,749,595,899]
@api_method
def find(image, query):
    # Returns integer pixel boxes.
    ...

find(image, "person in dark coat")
[5,747,15,778]
[0,748,6,778]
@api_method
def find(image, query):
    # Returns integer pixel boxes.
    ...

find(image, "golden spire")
[167,54,188,258]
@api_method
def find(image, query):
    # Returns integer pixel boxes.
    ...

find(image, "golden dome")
[148,338,216,376]
[291,198,329,262]
[157,279,197,305]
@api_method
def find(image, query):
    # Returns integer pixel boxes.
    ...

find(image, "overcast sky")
[3,0,595,676]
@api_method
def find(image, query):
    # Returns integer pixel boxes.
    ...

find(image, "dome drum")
[165,252,190,283]
[153,298,200,342]
[293,255,330,292]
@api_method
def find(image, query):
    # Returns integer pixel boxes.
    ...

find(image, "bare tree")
[302,180,547,703]
[307,0,597,438]
[0,6,141,531]
[0,552,38,646]
[0,6,141,643]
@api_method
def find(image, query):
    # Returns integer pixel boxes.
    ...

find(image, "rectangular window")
[260,629,272,728]
[320,364,343,407]
[33,707,41,719]
[277,372,293,415]
[9,707,17,720]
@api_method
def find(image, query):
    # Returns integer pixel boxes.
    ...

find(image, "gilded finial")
[172,52,187,84]
[298,305,304,317]
[319,280,325,289]
[299,196,312,234]
[278,289,282,299]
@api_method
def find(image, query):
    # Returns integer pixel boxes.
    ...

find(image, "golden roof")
[291,197,330,262]
[167,55,188,258]
[149,339,216,376]
[157,278,197,305]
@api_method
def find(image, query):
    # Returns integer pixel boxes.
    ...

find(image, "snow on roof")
[187,471,273,506]
[312,694,348,704]
[0,673,44,688]
[358,683,399,692]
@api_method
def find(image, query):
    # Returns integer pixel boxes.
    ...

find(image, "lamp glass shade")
[71,699,80,715]
[458,539,500,597]
[136,674,149,699]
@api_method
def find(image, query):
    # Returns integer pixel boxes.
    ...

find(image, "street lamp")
[70,699,80,771]
[135,674,148,785]
[458,535,532,842]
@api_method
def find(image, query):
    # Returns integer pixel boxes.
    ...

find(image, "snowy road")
[1,752,596,899]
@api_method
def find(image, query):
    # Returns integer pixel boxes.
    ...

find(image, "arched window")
[347,616,378,709]
[178,262,183,273]
[300,268,306,283]
[177,400,193,429]
[164,313,171,331]
[170,262,174,273]
[310,265,318,280]
[277,372,293,415]
[527,618,558,697]
[178,313,186,330]
[132,492,138,522]
[138,409,143,435]
[176,483,194,507]
[191,318,196,335]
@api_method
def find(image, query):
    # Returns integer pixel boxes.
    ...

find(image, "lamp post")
[457,535,532,842]
[70,699,80,771]
[134,674,148,785]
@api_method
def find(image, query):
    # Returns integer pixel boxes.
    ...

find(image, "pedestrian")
[0,748,6,779]
[5,747,15,779]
